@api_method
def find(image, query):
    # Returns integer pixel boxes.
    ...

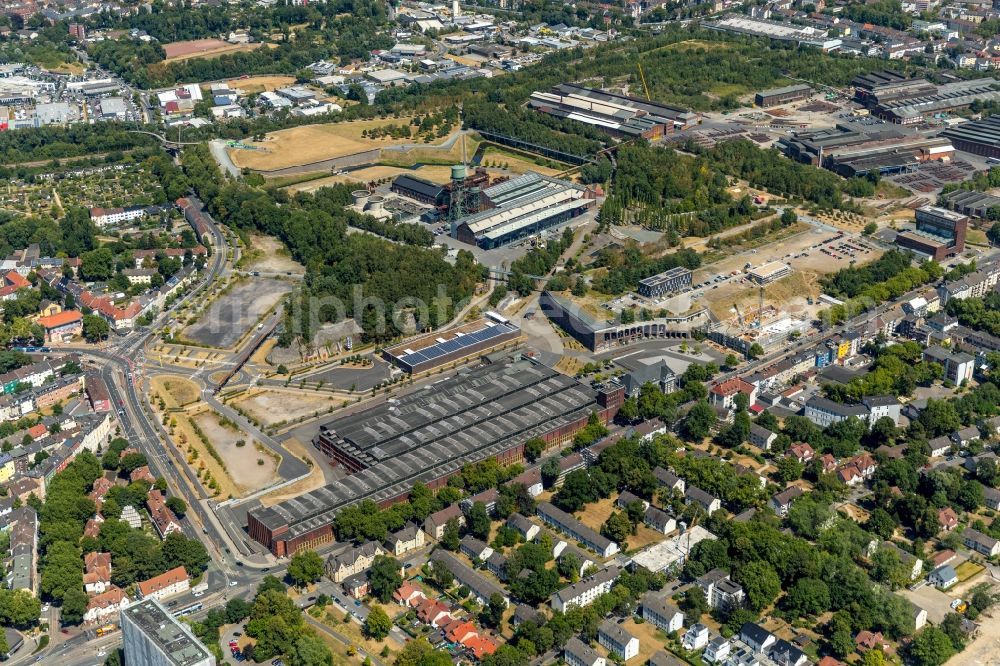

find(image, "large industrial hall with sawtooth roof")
[245,355,624,555]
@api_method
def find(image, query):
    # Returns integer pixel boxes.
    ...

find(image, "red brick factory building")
[246,355,624,556]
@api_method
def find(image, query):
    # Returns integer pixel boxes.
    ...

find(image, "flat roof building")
[748,261,792,285]
[707,15,842,50]
[755,84,811,108]
[248,356,622,556]
[121,598,215,666]
[382,313,520,374]
[896,206,967,261]
[637,267,692,299]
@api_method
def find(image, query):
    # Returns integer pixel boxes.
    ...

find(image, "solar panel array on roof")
[400,321,509,363]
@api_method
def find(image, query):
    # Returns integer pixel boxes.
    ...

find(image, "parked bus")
[96,624,117,637]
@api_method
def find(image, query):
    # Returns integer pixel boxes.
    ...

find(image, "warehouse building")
[382,312,521,373]
[895,206,968,261]
[637,267,692,299]
[943,190,1000,220]
[755,84,811,108]
[852,72,1000,124]
[778,123,953,176]
[706,15,842,50]
[539,291,708,352]
[528,83,697,139]
[942,115,1000,159]
[391,174,448,207]
[452,172,597,249]
[877,78,1000,125]
[852,71,935,107]
[247,356,624,556]
[748,262,792,285]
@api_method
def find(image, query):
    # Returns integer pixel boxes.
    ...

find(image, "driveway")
[899,585,957,625]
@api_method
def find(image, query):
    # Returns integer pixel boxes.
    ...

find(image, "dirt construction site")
[181,276,293,349]
[688,222,882,321]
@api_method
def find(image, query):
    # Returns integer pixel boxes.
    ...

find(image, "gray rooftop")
[250,358,601,538]
[121,598,214,666]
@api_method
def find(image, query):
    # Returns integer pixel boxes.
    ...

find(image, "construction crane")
[637,63,651,102]
[733,302,745,328]
[757,285,765,328]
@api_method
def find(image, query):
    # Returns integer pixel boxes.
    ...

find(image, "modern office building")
[248,355,623,556]
[539,291,707,352]
[895,206,968,261]
[748,261,792,285]
[637,267,692,299]
[120,598,215,666]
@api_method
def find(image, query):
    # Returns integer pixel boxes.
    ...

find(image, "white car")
[230,581,238,587]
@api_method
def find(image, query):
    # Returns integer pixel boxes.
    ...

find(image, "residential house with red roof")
[146,489,182,539]
[84,586,130,623]
[136,566,190,602]
[708,377,757,411]
[938,507,959,532]
[393,581,425,607]
[786,443,815,464]
[36,310,82,342]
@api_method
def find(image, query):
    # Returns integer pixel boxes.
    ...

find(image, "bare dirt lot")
[228,75,296,94]
[163,39,264,62]
[245,234,304,274]
[692,224,882,320]
[182,277,292,348]
[192,411,280,495]
[231,389,339,426]
[229,117,445,171]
